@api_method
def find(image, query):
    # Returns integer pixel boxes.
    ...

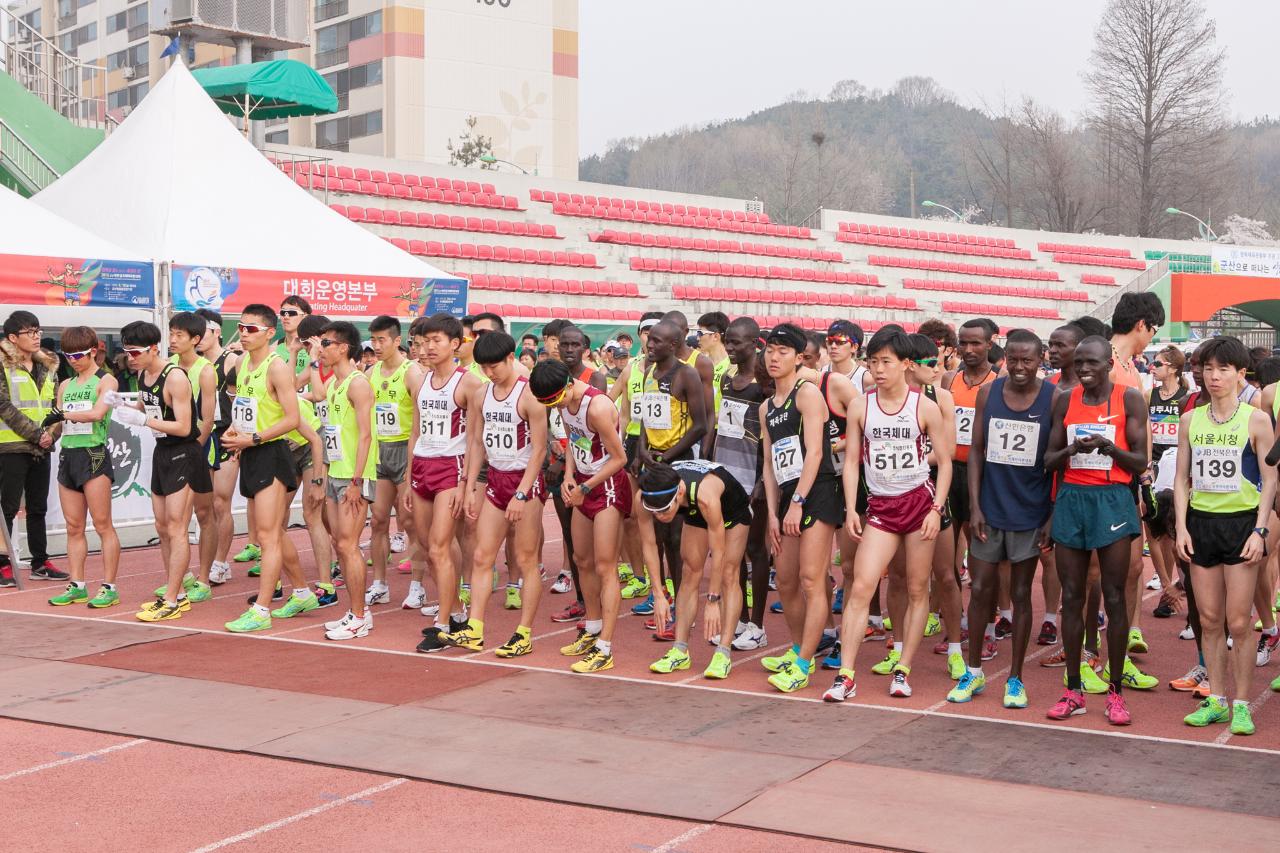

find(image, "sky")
[578,0,1280,155]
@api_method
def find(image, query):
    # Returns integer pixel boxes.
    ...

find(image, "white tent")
[35,59,465,318]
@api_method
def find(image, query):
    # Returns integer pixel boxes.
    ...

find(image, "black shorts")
[929,466,953,531]
[949,460,970,525]
[57,445,113,493]
[1186,508,1257,568]
[209,427,233,469]
[239,440,299,499]
[624,433,641,468]
[152,440,210,497]
[777,474,844,531]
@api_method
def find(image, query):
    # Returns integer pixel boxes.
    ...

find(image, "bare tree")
[891,76,951,109]
[1018,99,1104,232]
[969,99,1019,228]
[1085,0,1227,236]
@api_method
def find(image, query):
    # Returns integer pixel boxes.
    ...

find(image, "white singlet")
[861,389,930,497]
[414,367,467,458]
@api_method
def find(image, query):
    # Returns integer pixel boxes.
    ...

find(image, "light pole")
[478,153,531,175]
[921,199,963,222]
[1165,207,1219,241]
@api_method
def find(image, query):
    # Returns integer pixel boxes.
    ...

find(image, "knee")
[968,573,990,602]
[905,577,930,601]
[1199,611,1224,634]
[1227,614,1251,638]
[64,518,86,537]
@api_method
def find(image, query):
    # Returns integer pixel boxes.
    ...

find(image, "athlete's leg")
[84,476,119,585]
[277,489,307,590]
[1193,563,1228,700]
[512,497,545,630]
[744,495,770,627]
[1085,558,1102,655]
[774,533,805,649]
[1040,548,1061,628]
[1098,536,1136,690]
[251,481,289,608]
[213,457,238,564]
[1055,543,1091,689]
[554,491,581,603]
[1225,561,1262,702]
[1007,555,1039,681]
[570,509,599,623]
[898,532,939,673]
[966,553,999,670]
[839,525,903,671]
[59,486,89,584]
[671,526,707,647]
[332,489,370,618]
[1126,534,1144,635]
[370,478,396,586]
[468,500,510,634]
[715,525,751,653]
[591,506,624,644]
[192,490,216,585]
[425,488,462,623]
[931,525,962,646]
[302,476,331,582]
[886,546,907,641]
[155,489,194,602]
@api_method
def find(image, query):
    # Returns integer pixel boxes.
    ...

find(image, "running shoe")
[1194,680,1213,699]
[871,649,901,675]
[495,631,532,658]
[1127,628,1149,654]
[1272,672,1280,691]
[325,611,372,641]
[1041,647,1068,667]
[769,600,784,614]
[225,607,271,632]
[416,627,450,654]
[402,584,426,610]
[650,647,691,673]
[364,582,390,606]
[823,671,856,702]
[709,621,750,646]
[1036,620,1057,646]
[888,667,912,697]
[330,561,344,584]
[442,623,484,652]
[186,581,212,603]
[1231,703,1256,736]
[314,583,339,608]
[1046,689,1085,720]
[1072,661,1110,694]
[1104,687,1131,726]
[0,564,14,588]
[29,560,69,581]
[1184,696,1229,727]
[768,661,810,693]
[552,601,585,623]
[396,558,411,574]
[652,625,675,642]
[87,586,119,609]
[980,639,998,661]
[234,543,260,562]
[571,646,613,673]
[620,573,650,600]
[761,647,799,673]
[864,622,888,643]
[732,623,767,651]
[704,651,731,680]
[947,670,985,703]
[1003,676,1028,709]
[550,571,573,594]
[831,588,844,615]
[246,583,283,605]
[246,561,262,577]
[458,583,471,606]
[1179,624,1196,640]
[1102,658,1158,690]
[631,592,655,616]
[271,590,319,619]
[816,632,838,656]
[821,641,842,670]
[1145,573,1161,591]
[1170,664,1208,692]
[1153,600,1175,619]
[1257,633,1279,667]
[420,602,440,618]
[993,616,1012,640]
[923,612,942,637]
[49,583,89,606]
[882,617,893,632]
[153,573,198,598]
[390,532,408,553]
[504,585,522,610]
[560,629,599,657]
[947,652,966,681]
[137,600,184,622]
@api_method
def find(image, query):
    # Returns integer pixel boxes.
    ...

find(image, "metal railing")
[0,116,60,193]
[0,6,112,129]
[1087,257,1170,322]
[262,147,333,203]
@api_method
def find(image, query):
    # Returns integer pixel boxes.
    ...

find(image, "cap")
[361,340,374,352]
[765,324,807,353]
[826,319,863,345]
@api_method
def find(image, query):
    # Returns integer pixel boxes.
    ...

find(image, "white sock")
[967,666,984,677]
[893,641,903,654]
[585,619,603,635]
[1264,625,1278,637]
[595,639,612,655]
[869,615,883,628]
[72,580,86,589]
[823,627,838,639]
[1000,608,1012,621]
[409,580,423,592]
[1233,698,1248,708]
[960,614,969,631]
[1043,613,1057,626]
[947,642,961,656]
[984,622,997,640]
[293,587,312,599]
[252,604,270,616]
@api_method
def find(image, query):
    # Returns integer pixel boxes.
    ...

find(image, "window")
[266,130,289,145]
[321,60,382,111]
[107,80,148,111]
[21,10,41,32]
[109,3,147,37]
[316,109,382,150]
[58,22,96,55]
[315,0,347,23]
[107,42,147,74]
[315,11,381,67]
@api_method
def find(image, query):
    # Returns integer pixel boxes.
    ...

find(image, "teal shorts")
[1051,482,1139,551]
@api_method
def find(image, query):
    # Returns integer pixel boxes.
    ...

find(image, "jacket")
[0,339,57,456]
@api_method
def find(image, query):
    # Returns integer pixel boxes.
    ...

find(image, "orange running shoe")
[1170,664,1208,693]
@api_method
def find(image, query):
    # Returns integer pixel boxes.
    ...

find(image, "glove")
[42,410,65,428]
[102,390,124,407]
[113,406,147,427]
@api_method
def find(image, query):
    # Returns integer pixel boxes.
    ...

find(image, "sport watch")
[514,490,529,502]
[790,493,805,505]
[251,432,263,446]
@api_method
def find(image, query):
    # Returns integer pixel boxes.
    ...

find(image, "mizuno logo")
[1097,415,1119,423]
[1110,522,1125,531]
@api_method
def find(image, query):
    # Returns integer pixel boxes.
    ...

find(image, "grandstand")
[272,146,1213,337]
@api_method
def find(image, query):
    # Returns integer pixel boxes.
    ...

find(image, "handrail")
[1087,257,1170,322]
[798,206,824,230]
[0,115,59,193]
[0,7,111,130]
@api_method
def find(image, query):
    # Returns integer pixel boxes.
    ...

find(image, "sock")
[468,617,484,632]
[947,642,961,656]
[968,666,984,677]
[1233,698,1248,708]
[585,619,603,635]
[1198,650,1205,667]
[183,571,195,582]
[823,627,838,639]
[1000,608,1012,621]
[451,611,467,624]
[717,645,732,657]
[839,667,855,680]
[984,622,997,640]
[791,644,802,656]
[1264,625,1278,637]
[1043,613,1057,625]
[673,641,689,653]
[176,591,187,601]
[1066,673,1082,691]
[869,615,883,628]
[409,580,423,592]
[794,656,811,674]
[517,578,523,589]
[72,580,86,589]
[460,582,470,590]
[102,583,115,591]
[252,604,270,616]
[507,581,519,590]
[434,620,448,631]
[595,639,612,655]
[893,641,903,654]
[960,614,969,631]
[516,625,531,638]
[293,587,312,599]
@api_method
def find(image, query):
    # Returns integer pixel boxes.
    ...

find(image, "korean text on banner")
[1210,246,1280,278]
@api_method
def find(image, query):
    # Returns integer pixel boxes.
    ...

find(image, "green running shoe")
[272,590,319,618]
[620,573,651,600]
[871,649,901,675]
[1231,703,1255,736]
[704,650,731,679]
[1184,697,1229,727]
[154,573,197,598]
[1102,657,1158,690]
[1068,661,1110,694]
[768,661,810,693]
[86,585,119,609]
[1003,676,1029,709]
[650,647,691,673]
[233,543,261,562]
[247,562,262,578]
[923,612,942,637]
[49,583,89,606]
[225,607,272,633]
[458,583,471,606]
[947,651,966,681]
[186,581,212,603]
[664,577,675,598]
[883,617,892,632]
[947,670,985,703]
[1127,627,1149,654]
[1272,672,1280,691]
[761,647,798,673]
[504,585,522,610]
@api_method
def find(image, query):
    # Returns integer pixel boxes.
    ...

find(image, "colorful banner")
[171,264,468,319]
[0,252,154,308]
[1210,245,1280,278]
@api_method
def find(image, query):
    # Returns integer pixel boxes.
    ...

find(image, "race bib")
[323,424,342,462]
[62,400,92,436]
[375,403,400,438]
[771,435,803,484]
[484,420,518,463]
[717,399,747,440]
[1191,445,1241,493]
[642,392,672,430]
[1151,414,1179,446]
[231,395,257,433]
[418,402,449,448]
[314,400,330,427]
[956,407,976,446]
[568,428,594,470]
[630,393,644,426]
[869,439,922,485]
[1068,423,1116,470]
[144,403,163,438]
[985,418,1040,467]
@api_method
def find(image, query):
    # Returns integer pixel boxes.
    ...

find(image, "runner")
[529,358,631,673]
[826,328,950,701]
[815,335,859,664]
[696,311,733,415]
[1175,336,1276,734]
[950,330,1054,708]
[316,321,379,641]
[825,319,870,393]
[167,311,218,599]
[1148,346,1190,615]
[276,295,313,388]
[444,331,548,656]
[294,313,337,599]
[47,326,121,609]
[942,319,996,537]
[195,309,240,586]
[662,310,715,425]
[640,460,751,678]
[1044,335,1149,725]
[410,313,484,653]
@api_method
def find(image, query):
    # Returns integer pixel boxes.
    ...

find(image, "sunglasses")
[122,346,150,357]
[827,335,852,346]
[916,358,939,368]
[1150,360,1166,368]
[473,328,492,338]
[279,309,302,317]
[65,349,94,361]
[320,338,340,348]
[237,323,270,335]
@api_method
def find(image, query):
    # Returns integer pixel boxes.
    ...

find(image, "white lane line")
[652,823,715,853]
[187,778,406,852]
[1214,681,1279,745]
[0,738,147,782]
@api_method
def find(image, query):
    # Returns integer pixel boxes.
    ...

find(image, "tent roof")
[192,60,338,119]
[34,60,462,284]
[0,184,148,262]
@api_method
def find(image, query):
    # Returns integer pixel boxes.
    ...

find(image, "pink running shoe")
[980,639,998,661]
[1046,689,1086,720]
[396,558,412,574]
[1104,687,1131,726]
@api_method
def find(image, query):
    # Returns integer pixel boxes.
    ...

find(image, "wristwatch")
[705,593,721,603]
[351,478,364,488]
[251,432,263,445]
[790,492,805,505]
[513,490,529,502]
[310,477,323,486]
[579,482,594,495]
[1254,527,1269,539]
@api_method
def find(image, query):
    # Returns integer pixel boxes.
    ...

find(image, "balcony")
[315,0,347,23]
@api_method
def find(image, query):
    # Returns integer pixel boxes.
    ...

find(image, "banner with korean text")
[1210,246,1280,278]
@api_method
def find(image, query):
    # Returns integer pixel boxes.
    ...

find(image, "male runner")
[47,326,121,609]
[942,319,996,537]
[825,320,871,393]
[168,311,218,600]
[759,324,843,693]
[641,460,751,678]
[1176,336,1276,735]
[530,358,631,673]
[411,313,483,653]
[195,309,239,586]
[826,328,950,701]
[277,295,313,388]
[696,312,733,414]
[950,330,1055,708]
[662,310,715,423]
[444,331,548,656]
[1044,335,1148,725]
[316,321,378,640]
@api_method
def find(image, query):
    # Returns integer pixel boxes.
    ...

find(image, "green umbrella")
[192,59,338,121]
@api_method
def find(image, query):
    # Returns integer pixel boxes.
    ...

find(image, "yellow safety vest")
[0,365,54,444]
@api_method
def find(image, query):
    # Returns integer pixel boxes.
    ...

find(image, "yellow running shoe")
[923,612,942,637]
[560,629,598,657]
[649,647,691,673]
[495,631,532,658]
[571,646,614,673]
[704,651,731,679]
[136,600,184,622]
[768,661,810,693]
[871,649,901,675]
[1065,661,1110,694]
[443,622,484,651]
[1127,628,1149,654]
[1102,657,1158,690]
[947,651,966,681]
[761,647,798,673]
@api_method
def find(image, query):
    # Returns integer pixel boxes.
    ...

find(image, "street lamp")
[1165,207,1219,241]
[478,153,531,175]
[921,199,963,222]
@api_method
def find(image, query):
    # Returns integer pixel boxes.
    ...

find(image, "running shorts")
[777,474,844,531]
[410,454,464,502]
[574,469,632,521]
[377,440,409,485]
[1051,482,1139,551]
[1185,508,1257,568]
[486,467,545,511]
[866,482,935,536]
[57,446,113,493]
[239,440,299,499]
[326,476,376,503]
[152,440,210,497]
[969,525,1042,564]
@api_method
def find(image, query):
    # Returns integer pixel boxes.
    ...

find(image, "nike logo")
[1110,522,1125,531]
[1097,415,1119,423]
[1029,415,1040,420]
